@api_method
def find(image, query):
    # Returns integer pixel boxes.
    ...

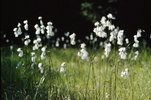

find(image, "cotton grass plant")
[1,14,151,100]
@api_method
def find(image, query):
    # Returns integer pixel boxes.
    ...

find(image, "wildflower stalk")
[130,61,135,100]
[114,64,117,99]
[109,69,112,100]
[4,92,8,100]
[48,49,53,71]
[113,49,118,99]
[33,75,45,100]
[85,61,91,99]
[98,60,101,99]
[91,59,97,99]
[10,47,13,87]
[48,88,51,100]
[102,81,106,100]
[33,83,40,100]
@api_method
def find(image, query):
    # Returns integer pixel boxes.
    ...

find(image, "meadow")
[1,14,151,100]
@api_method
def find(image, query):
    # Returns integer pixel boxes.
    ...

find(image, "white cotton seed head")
[40,25,45,29]
[69,33,76,39]
[110,28,118,40]
[41,46,47,52]
[35,29,41,35]
[109,35,114,42]
[17,49,23,57]
[95,31,107,38]
[136,29,142,37]
[94,21,99,26]
[119,47,127,60]
[34,24,39,29]
[60,66,65,73]
[55,41,60,47]
[13,28,17,32]
[24,40,29,46]
[40,67,44,74]
[10,45,13,50]
[104,43,111,58]
[134,35,139,43]
[61,37,65,41]
[90,34,93,40]
[60,62,66,73]
[31,52,35,56]
[108,25,115,31]
[77,49,89,60]
[125,68,128,72]
[106,20,111,26]
[23,20,28,24]
[100,16,106,25]
[24,24,28,31]
[31,56,36,62]
[105,93,109,98]
[64,32,70,37]
[3,34,6,38]
[33,40,37,44]
[47,22,52,25]
[38,16,42,20]
[40,20,44,25]
[25,35,30,39]
[17,23,21,27]
[6,39,9,43]
[17,27,22,35]
[17,48,22,52]
[117,30,124,46]
[18,52,23,57]
[118,47,126,52]
[61,62,66,67]
[14,33,19,37]
[46,23,54,36]
[107,13,115,19]
[33,45,38,50]
[77,51,81,57]
[80,43,86,49]
[125,38,129,44]
[80,49,89,60]
[41,52,46,60]
[85,36,89,40]
[133,51,139,60]
[70,39,76,45]
[134,51,139,56]
[38,63,42,68]
[81,53,89,60]
[37,37,41,42]
[133,42,139,48]
[121,68,129,78]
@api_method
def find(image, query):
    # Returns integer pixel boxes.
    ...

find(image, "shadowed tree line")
[1,0,150,46]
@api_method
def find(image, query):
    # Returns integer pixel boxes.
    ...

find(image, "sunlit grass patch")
[1,46,151,99]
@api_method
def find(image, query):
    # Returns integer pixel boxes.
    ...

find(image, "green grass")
[1,46,151,100]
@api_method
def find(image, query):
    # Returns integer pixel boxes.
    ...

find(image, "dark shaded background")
[1,0,150,45]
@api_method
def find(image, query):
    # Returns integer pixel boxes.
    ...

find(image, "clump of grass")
[1,46,151,99]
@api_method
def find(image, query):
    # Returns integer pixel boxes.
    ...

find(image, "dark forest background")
[0,0,150,46]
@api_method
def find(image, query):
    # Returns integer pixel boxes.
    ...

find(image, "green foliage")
[81,1,117,23]
[1,47,151,99]
[81,2,97,22]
